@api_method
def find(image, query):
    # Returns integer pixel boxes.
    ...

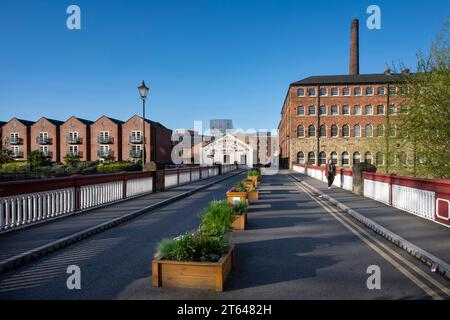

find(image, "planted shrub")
[230,201,248,216]
[248,169,259,177]
[154,232,229,263]
[97,162,142,173]
[228,180,247,193]
[200,200,233,238]
[0,162,31,174]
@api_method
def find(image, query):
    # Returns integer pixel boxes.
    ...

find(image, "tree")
[0,148,14,164]
[64,153,81,168]
[27,150,50,168]
[398,21,450,179]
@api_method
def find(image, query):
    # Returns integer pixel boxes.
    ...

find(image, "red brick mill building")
[278,19,410,170]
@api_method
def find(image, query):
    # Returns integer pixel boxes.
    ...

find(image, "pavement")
[0,171,448,300]
[289,171,450,275]
[0,170,243,271]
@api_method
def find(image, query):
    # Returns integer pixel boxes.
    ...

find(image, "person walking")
[326,159,336,190]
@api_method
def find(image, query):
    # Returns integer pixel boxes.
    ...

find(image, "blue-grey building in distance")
[210,119,233,134]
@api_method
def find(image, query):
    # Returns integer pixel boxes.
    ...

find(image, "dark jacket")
[326,163,336,177]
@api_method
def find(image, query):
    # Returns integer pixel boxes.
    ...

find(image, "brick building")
[279,19,408,169]
[2,118,34,160]
[30,117,64,162]
[122,114,173,165]
[60,116,94,161]
[90,116,124,162]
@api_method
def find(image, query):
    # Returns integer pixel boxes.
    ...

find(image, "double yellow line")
[289,175,450,300]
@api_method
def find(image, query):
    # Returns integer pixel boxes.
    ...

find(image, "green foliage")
[154,238,177,260]
[248,169,260,177]
[0,162,31,174]
[199,200,233,238]
[63,153,81,168]
[393,21,450,178]
[0,149,14,164]
[233,180,248,192]
[97,162,142,173]
[102,153,116,165]
[27,150,50,168]
[75,161,98,175]
[230,201,248,216]
[154,232,229,262]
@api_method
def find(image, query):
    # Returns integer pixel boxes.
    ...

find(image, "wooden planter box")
[248,176,259,187]
[248,190,259,202]
[244,180,255,191]
[226,191,248,204]
[152,246,235,292]
[231,213,247,230]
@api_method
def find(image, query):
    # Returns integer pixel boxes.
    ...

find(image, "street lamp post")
[138,81,149,169]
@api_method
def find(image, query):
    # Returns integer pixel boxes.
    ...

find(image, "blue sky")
[0,0,448,131]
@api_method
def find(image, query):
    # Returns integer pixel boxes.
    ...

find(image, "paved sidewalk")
[0,171,243,266]
[290,171,450,267]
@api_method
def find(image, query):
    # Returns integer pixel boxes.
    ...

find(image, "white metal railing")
[126,177,153,197]
[392,185,435,221]
[0,188,75,231]
[364,179,390,205]
[80,181,123,210]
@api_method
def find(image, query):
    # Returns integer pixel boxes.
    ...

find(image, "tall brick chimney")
[349,19,359,75]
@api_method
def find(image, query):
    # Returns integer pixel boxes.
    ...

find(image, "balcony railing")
[67,136,83,144]
[7,137,23,145]
[66,150,83,157]
[97,150,114,158]
[129,136,143,144]
[97,136,114,144]
[36,137,52,145]
[11,151,24,158]
[129,150,143,158]
[41,151,53,158]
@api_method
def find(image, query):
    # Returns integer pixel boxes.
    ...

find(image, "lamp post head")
[138,80,149,100]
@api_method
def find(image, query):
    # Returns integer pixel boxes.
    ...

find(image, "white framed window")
[343,88,350,96]
[365,124,373,137]
[297,106,304,115]
[297,125,305,138]
[354,87,362,96]
[366,87,374,95]
[342,105,350,115]
[389,86,397,95]
[308,88,316,97]
[297,152,305,164]
[308,125,316,137]
[319,88,327,96]
[377,86,385,95]
[40,145,49,156]
[319,105,327,115]
[297,88,305,97]
[354,105,361,115]
[331,88,339,96]
[68,145,79,155]
[308,152,316,164]
[342,152,349,165]
[331,105,338,116]
[100,145,110,156]
[353,152,361,164]
[342,124,350,137]
[365,152,372,164]
[131,131,142,142]
[331,125,338,137]
[365,105,373,115]
[11,146,20,157]
[308,105,316,116]
[377,105,385,115]
[354,125,361,137]
[331,152,338,164]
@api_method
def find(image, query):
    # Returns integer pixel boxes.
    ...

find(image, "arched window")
[354,105,361,115]
[342,124,350,137]
[365,105,373,115]
[297,88,305,97]
[331,125,338,137]
[297,106,304,115]
[308,125,316,137]
[319,152,327,165]
[342,152,349,165]
[376,152,384,165]
[389,125,396,137]
[354,125,361,137]
[397,152,407,165]
[297,152,305,164]
[308,88,316,96]
[342,105,350,115]
[308,152,315,164]
[376,125,384,137]
[353,152,361,164]
[330,152,338,164]
[297,125,304,138]
[331,105,338,115]
[319,125,326,137]
[365,124,372,137]
[364,152,372,164]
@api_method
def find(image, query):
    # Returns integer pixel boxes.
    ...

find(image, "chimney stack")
[349,19,359,75]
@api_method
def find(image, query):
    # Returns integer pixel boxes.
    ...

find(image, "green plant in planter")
[154,232,229,263]
[230,201,248,216]
[248,169,259,177]
[199,200,233,238]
